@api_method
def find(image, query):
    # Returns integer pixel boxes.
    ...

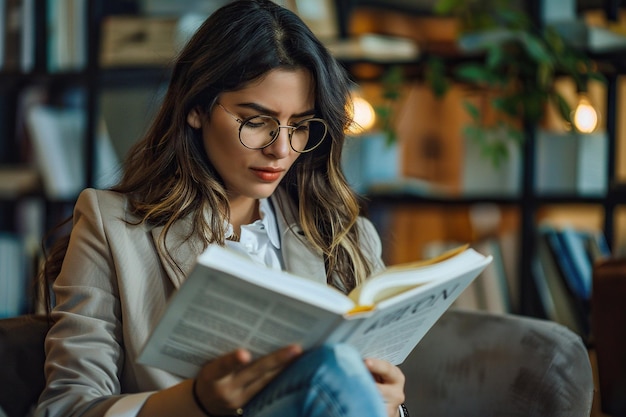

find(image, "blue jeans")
[244,344,387,417]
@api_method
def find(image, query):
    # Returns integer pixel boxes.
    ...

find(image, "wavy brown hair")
[41,0,375,307]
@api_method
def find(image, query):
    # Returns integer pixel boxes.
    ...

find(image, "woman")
[35,1,407,416]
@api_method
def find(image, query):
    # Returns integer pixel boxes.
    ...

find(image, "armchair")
[401,308,593,417]
[0,310,593,417]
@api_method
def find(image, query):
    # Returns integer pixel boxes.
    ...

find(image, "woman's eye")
[244,116,271,129]
[294,120,312,131]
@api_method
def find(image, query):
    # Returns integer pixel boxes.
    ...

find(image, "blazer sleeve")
[35,189,133,417]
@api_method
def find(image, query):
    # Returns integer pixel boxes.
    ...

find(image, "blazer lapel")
[151,215,205,289]
[271,189,327,284]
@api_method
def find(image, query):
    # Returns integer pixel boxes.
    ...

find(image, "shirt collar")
[259,198,281,249]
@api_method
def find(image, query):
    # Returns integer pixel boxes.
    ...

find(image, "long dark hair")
[42,0,374,308]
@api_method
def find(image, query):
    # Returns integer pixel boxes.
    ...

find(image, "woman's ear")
[187,107,203,129]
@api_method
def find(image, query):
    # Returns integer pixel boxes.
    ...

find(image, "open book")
[138,244,492,378]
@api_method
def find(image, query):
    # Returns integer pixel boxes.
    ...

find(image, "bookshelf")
[350,0,624,321]
[0,0,158,315]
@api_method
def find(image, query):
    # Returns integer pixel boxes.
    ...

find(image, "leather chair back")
[0,315,50,417]
[592,258,626,417]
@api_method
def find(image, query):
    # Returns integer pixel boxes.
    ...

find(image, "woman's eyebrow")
[237,102,316,118]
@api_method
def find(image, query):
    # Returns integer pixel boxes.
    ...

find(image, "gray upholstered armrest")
[400,309,593,417]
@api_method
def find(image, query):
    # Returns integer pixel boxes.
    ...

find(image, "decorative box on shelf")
[535,130,608,196]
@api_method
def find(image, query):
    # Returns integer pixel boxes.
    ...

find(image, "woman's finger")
[364,358,405,416]
[235,345,303,394]
[364,358,404,384]
[206,348,253,379]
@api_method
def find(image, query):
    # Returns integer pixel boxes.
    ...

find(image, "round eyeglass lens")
[290,119,327,152]
[239,116,327,152]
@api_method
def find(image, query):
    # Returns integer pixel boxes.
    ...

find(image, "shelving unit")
[0,0,162,315]
[355,0,624,319]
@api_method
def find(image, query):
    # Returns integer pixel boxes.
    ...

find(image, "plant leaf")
[550,92,573,123]
[433,0,463,14]
[486,44,505,68]
[499,10,530,29]
[520,32,553,65]
[425,57,450,98]
[499,124,521,142]
[462,101,481,121]
[456,64,495,85]
[588,71,607,84]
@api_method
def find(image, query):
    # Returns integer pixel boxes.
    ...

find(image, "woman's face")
[187,68,315,202]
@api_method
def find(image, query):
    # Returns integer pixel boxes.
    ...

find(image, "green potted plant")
[374,65,404,146]
[428,0,605,167]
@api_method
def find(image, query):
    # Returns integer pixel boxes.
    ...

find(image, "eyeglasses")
[217,103,328,153]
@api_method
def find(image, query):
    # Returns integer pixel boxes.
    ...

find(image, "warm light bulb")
[573,94,598,134]
[346,93,376,135]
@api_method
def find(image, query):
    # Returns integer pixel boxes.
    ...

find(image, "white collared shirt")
[225,198,283,270]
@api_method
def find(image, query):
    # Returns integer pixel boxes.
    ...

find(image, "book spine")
[557,227,593,300]
[541,226,590,337]
[0,233,27,317]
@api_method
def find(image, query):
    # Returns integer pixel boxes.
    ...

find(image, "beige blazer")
[36,188,384,417]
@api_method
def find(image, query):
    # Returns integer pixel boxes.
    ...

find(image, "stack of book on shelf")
[325,34,420,62]
[0,0,86,72]
[533,224,611,340]
[1,0,34,72]
[0,166,39,197]
[47,0,87,72]
[0,233,27,318]
[99,15,178,68]
[0,196,44,317]
[422,234,518,315]
[25,102,121,199]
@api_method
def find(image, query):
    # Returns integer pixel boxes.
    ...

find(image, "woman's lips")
[251,167,283,181]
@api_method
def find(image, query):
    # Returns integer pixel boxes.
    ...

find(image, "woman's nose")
[262,126,292,158]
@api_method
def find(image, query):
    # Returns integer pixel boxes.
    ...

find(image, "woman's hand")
[193,344,303,415]
[365,357,406,417]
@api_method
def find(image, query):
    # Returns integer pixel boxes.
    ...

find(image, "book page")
[351,245,478,306]
[197,244,353,312]
[340,251,491,365]
[138,248,350,378]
